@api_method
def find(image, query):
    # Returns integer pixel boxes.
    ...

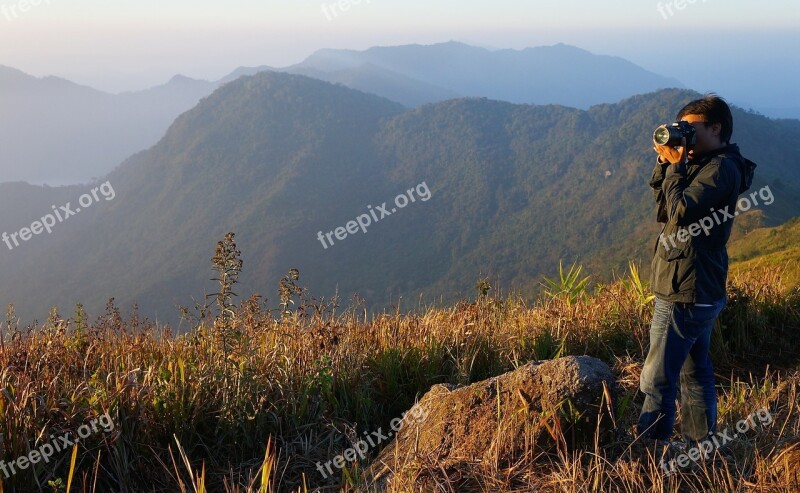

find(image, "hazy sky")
[1,0,798,110]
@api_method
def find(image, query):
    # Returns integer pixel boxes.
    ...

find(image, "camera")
[653,121,697,147]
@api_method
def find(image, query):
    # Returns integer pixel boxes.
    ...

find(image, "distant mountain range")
[1,73,798,326]
[0,66,218,185]
[288,42,683,107]
[1,42,683,185]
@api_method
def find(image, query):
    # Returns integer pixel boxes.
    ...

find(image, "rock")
[364,355,616,491]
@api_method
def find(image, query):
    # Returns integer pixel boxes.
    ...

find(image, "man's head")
[677,94,733,155]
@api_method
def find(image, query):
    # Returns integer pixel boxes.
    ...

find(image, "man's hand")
[653,137,688,165]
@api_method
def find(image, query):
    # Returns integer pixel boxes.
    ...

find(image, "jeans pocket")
[684,302,722,325]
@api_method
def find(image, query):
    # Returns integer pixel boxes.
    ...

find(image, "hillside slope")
[729,217,800,289]
[0,74,798,325]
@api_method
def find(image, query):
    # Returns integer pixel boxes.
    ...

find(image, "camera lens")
[653,125,672,146]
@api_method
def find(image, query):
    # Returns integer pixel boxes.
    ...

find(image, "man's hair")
[677,94,733,144]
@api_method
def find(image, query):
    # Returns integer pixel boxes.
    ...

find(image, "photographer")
[637,95,756,448]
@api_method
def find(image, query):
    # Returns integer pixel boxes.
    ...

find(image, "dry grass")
[1,260,798,492]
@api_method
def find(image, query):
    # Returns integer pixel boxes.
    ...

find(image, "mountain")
[287,42,684,108]
[0,66,217,184]
[217,65,276,85]
[762,107,800,120]
[288,62,460,107]
[1,42,684,185]
[1,74,798,326]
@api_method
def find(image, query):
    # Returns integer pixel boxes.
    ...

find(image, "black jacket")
[649,144,747,303]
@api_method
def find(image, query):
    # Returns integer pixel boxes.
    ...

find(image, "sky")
[0,0,798,111]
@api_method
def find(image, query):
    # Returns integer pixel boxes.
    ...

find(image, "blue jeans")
[637,297,725,441]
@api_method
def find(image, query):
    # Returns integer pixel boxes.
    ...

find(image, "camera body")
[653,121,697,148]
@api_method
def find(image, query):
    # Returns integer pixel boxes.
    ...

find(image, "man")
[638,94,755,448]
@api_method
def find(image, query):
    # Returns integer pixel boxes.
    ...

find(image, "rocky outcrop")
[364,355,616,491]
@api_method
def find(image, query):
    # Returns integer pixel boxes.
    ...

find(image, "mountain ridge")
[1,42,686,185]
[290,41,684,107]
[1,72,798,326]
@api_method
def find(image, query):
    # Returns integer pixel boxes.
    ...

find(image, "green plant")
[623,261,656,309]
[542,261,590,306]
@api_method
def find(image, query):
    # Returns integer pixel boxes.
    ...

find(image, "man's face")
[681,113,724,155]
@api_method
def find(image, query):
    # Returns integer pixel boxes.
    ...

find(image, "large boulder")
[364,355,616,491]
